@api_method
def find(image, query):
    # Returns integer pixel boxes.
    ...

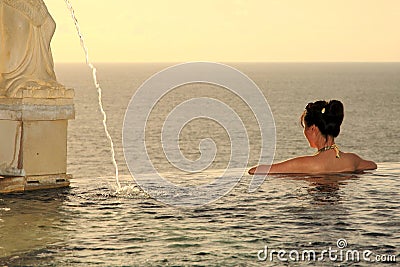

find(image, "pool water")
[1,63,399,266]
[0,163,399,266]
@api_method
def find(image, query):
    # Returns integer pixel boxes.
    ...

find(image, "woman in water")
[249,100,377,174]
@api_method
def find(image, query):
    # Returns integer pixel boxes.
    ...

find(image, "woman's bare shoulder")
[341,152,377,171]
[339,151,359,160]
[269,155,320,174]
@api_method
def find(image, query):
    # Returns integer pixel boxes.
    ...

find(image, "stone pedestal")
[0,91,74,193]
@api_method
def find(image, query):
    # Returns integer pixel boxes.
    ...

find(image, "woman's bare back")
[249,150,377,175]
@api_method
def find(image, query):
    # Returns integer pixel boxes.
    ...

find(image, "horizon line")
[55,61,400,64]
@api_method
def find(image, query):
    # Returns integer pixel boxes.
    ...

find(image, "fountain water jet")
[64,0,121,191]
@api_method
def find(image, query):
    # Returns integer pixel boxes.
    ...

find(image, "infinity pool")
[1,162,399,266]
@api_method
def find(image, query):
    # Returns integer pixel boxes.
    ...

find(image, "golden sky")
[45,0,400,63]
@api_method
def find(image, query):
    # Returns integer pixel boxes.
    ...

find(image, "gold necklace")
[315,144,340,158]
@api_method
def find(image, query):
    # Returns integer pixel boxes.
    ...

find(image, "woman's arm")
[355,156,377,171]
[347,153,377,171]
[248,156,317,175]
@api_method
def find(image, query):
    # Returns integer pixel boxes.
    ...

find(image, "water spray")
[64,0,121,191]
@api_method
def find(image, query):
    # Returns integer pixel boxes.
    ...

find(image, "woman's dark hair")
[300,100,344,138]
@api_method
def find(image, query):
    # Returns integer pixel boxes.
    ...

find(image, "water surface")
[1,63,399,266]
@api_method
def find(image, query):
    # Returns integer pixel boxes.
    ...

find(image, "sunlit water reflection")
[1,63,399,266]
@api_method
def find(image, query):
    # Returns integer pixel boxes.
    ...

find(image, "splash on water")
[64,0,121,191]
[111,183,150,199]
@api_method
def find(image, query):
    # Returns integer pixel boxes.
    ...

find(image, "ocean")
[1,63,399,266]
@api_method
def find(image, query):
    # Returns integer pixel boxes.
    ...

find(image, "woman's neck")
[315,135,335,150]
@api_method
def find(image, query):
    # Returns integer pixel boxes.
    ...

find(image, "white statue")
[0,0,68,98]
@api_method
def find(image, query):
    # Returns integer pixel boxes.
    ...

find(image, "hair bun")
[301,99,344,138]
[326,100,344,118]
